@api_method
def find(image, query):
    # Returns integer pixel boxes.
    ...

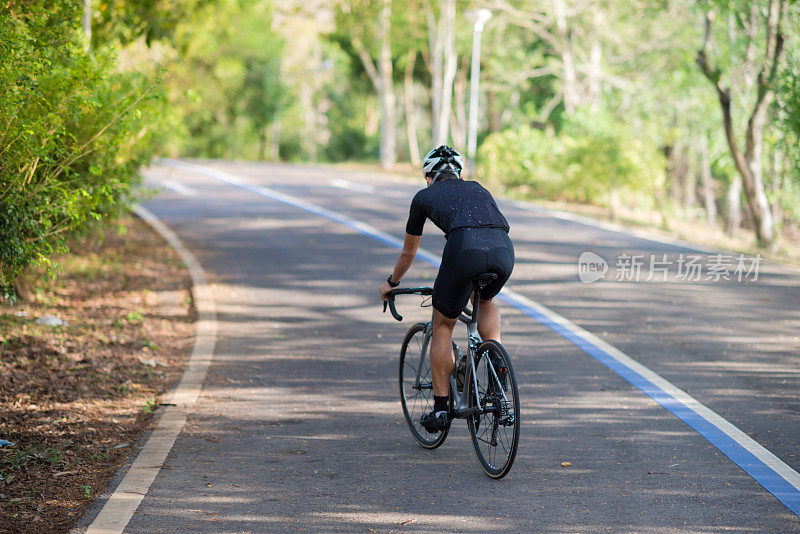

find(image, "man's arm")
[391,233,421,283]
[379,233,421,300]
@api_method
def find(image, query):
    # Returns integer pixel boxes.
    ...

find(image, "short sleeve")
[405,192,426,236]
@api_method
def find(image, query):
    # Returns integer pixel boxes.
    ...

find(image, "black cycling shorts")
[432,227,514,319]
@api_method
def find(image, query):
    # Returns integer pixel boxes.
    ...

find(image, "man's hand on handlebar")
[379,285,434,322]
[380,282,403,321]
[379,281,395,301]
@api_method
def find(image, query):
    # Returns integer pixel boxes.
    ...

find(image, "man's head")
[423,145,463,185]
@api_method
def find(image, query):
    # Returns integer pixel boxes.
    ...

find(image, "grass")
[141,398,158,414]
[1,445,68,478]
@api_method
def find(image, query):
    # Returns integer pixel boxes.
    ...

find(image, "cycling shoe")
[420,409,450,433]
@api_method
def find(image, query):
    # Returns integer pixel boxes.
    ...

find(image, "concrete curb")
[78,205,217,533]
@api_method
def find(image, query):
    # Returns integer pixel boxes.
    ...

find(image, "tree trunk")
[554,0,578,114]
[487,90,500,133]
[270,116,280,161]
[771,145,782,226]
[260,126,268,161]
[725,176,742,236]
[377,0,396,168]
[722,12,742,235]
[432,0,457,146]
[428,10,443,145]
[365,100,378,137]
[696,3,784,246]
[404,51,421,166]
[667,143,687,204]
[451,59,468,150]
[83,0,92,51]
[14,275,35,303]
[300,83,316,162]
[587,9,603,108]
[608,189,621,222]
[353,0,396,169]
[684,143,697,217]
[699,136,717,226]
[743,100,775,245]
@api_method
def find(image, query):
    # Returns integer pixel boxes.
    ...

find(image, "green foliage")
[0,3,165,298]
[141,398,157,414]
[4,0,797,277]
[776,46,800,220]
[477,110,665,206]
[324,93,379,162]
[163,0,285,160]
[92,0,200,47]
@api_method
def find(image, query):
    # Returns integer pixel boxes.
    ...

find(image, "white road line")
[330,178,376,193]
[498,289,800,493]
[84,205,217,534]
[159,179,198,196]
[159,159,800,517]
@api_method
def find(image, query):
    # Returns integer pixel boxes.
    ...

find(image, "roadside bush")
[476,110,665,207]
[0,4,165,299]
[476,125,563,198]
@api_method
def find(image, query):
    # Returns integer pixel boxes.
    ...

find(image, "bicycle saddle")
[474,273,498,289]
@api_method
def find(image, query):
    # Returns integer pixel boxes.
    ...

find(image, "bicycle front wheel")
[399,322,448,449]
[467,340,520,478]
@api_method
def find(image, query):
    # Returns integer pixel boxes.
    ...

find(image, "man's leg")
[421,309,457,432]
[477,297,501,343]
[430,309,457,396]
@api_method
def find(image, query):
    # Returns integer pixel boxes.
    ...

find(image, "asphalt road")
[82,160,800,532]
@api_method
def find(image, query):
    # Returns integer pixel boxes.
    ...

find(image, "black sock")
[433,395,449,414]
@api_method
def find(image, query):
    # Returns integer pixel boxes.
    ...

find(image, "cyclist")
[379,145,514,433]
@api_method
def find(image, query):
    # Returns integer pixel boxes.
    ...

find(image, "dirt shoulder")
[0,214,195,533]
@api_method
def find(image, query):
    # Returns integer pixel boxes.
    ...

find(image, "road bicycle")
[383,273,520,479]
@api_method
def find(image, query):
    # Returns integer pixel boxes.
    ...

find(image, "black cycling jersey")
[405,179,510,237]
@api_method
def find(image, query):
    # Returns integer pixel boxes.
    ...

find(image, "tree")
[342,0,397,168]
[429,0,457,145]
[90,0,200,48]
[163,0,285,160]
[696,1,787,246]
[403,50,422,165]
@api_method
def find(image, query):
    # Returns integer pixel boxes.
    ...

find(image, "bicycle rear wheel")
[467,340,520,478]
[399,322,448,449]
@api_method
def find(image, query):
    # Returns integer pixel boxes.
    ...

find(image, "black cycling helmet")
[423,145,463,182]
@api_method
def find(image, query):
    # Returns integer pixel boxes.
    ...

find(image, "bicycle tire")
[467,340,520,478]
[399,322,449,449]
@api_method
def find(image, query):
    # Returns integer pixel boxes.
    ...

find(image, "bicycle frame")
[388,278,519,478]
[412,299,508,418]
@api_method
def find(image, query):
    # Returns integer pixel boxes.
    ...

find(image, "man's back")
[406,179,510,238]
